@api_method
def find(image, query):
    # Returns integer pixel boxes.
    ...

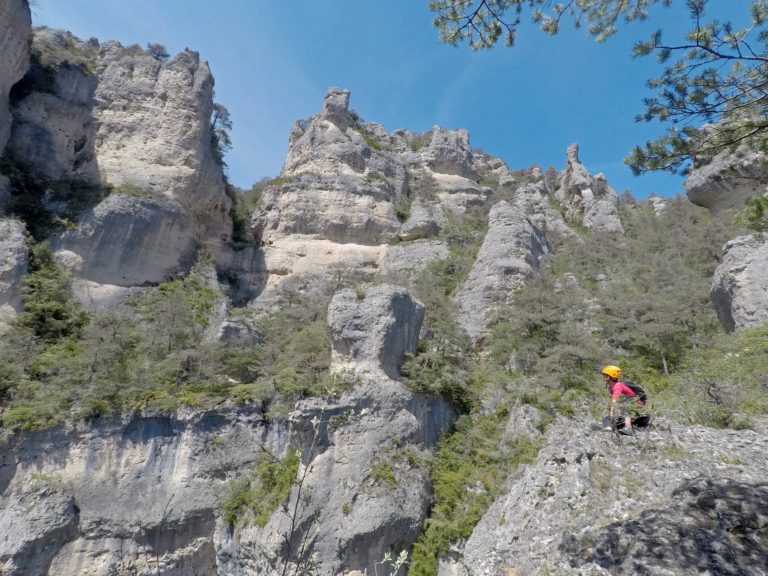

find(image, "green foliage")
[32,29,98,74]
[211,102,233,166]
[408,409,542,575]
[110,182,154,198]
[734,192,768,233]
[367,461,398,491]
[656,325,768,428]
[401,351,473,414]
[3,160,109,240]
[353,127,391,152]
[146,42,170,61]
[17,244,89,343]
[408,132,432,151]
[221,449,301,527]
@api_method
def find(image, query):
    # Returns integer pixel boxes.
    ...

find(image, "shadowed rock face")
[0,0,30,154]
[562,478,768,576]
[685,145,768,214]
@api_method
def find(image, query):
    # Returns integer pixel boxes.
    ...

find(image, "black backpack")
[623,380,647,404]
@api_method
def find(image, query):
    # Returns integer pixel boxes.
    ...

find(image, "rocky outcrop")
[442,414,768,576]
[5,30,99,182]
[711,234,768,332]
[379,239,449,279]
[0,218,28,312]
[250,89,512,296]
[454,201,551,341]
[685,145,768,214]
[50,193,196,287]
[220,285,455,575]
[556,144,624,235]
[256,88,407,246]
[0,0,30,154]
[5,30,231,292]
[328,285,424,379]
[93,43,230,238]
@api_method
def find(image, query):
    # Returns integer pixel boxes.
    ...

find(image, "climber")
[600,365,648,436]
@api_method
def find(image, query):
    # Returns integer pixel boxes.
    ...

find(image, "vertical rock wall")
[0,0,30,154]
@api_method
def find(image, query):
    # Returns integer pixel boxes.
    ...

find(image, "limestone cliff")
[4,27,232,299]
[0,0,30,156]
[0,285,455,576]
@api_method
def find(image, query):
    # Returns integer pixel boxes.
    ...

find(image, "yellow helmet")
[601,365,621,380]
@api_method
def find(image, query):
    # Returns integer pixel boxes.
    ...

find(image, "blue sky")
[30,1,745,198]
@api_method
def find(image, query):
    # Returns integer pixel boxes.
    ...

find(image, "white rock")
[711,234,768,332]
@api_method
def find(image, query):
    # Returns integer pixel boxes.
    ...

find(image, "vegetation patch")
[408,408,543,576]
[222,449,300,527]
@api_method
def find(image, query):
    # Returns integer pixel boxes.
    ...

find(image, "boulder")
[422,127,478,180]
[328,284,424,379]
[398,196,445,241]
[0,0,30,154]
[711,234,768,332]
[454,201,551,341]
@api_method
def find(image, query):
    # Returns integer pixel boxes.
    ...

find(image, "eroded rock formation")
[711,234,768,332]
[454,200,551,341]
[4,28,231,298]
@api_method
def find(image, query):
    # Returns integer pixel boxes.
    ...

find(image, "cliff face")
[2,6,768,575]
[3,27,231,301]
[0,0,30,156]
[683,135,768,333]
[0,285,455,576]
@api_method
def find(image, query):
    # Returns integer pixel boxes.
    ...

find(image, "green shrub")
[17,244,89,342]
[408,410,543,575]
[111,182,154,198]
[221,449,301,527]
